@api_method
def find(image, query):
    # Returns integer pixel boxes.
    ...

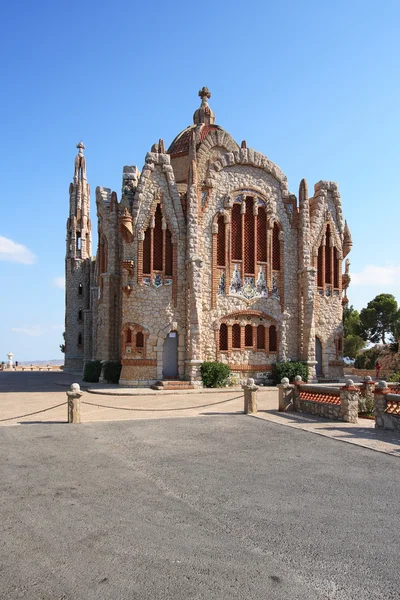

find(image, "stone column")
[339,379,359,423]
[277,377,295,412]
[67,383,83,424]
[242,378,258,414]
[374,380,389,429]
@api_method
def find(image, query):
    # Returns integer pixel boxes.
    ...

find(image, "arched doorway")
[163,331,178,379]
[315,337,323,376]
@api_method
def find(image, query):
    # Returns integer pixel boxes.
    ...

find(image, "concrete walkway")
[1,371,400,457]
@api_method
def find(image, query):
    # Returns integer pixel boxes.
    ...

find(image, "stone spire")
[193,87,216,126]
[67,142,91,260]
[343,220,352,257]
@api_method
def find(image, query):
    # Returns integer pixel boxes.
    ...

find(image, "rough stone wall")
[198,154,298,368]
[119,152,187,384]
[64,258,91,373]
[95,188,122,362]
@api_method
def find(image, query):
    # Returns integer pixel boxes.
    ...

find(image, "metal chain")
[0,402,67,423]
[82,395,243,413]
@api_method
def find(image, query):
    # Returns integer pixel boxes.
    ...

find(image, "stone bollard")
[292,375,303,411]
[374,380,389,429]
[67,383,83,424]
[360,376,375,413]
[339,379,359,423]
[242,378,258,414]
[277,377,295,412]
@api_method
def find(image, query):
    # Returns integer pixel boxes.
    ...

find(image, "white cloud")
[351,265,400,286]
[0,235,36,264]
[12,324,64,337]
[53,276,65,289]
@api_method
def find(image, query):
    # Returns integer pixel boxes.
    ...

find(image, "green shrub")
[200,362,231,388]
[271,361,309,384]
[354,347,381,370]
[103,361,122,384]
[354,354,366,369]
[387,371,400,383]
[83,360,102,383]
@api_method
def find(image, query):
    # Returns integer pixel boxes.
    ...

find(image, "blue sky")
[0,0,399,361]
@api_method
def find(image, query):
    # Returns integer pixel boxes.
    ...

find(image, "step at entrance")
[151,380,195,391]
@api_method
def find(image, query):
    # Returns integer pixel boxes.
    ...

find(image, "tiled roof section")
[299,391,340,405]
[385,399,400,415]
[167,124,222,157]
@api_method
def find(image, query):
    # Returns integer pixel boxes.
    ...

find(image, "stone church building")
[64,88,352,384]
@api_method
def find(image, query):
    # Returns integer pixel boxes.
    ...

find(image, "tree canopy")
[359,294,400,344]
[343,305,364,358]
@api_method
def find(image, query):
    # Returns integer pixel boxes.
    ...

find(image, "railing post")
[374,380,389,429]
[277,377,295,412]
[339,379,359,423]
[67,383,83,424]
[242,377,258,414]
[360,375,375,413]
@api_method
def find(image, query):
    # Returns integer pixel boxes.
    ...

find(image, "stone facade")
[64,88,352,384]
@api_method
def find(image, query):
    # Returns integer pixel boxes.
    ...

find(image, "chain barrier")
[0,402,67,423]
[82,395,243,413]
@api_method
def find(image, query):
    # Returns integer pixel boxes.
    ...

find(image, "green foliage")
[200,362,231,388]
[354,347,381,370]
[343,305,361,337]
[388,372,400,383]
[83,360,102,383]
[359,294,400,344]
[344,334,365,359]
[271,361,309,384]
[60,331,66,354]
[103,361,122,384]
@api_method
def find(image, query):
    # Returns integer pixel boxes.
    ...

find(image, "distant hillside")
[18,360,64,366]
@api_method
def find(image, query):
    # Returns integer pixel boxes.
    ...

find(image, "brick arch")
[121,323,150,359]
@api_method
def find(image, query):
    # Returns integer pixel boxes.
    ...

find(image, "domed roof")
[167,87,222,157]
[168,123,223,157]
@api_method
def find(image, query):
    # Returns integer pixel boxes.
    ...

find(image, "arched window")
[153,204,163,271]
[257,207,267,262]
[219,323,228,351]
[126,329,132,344]
[272,223,280,270]
[317,246,323,287]
[78,283,83,296]
[136,332,144,348]
[232,324,241,349]
[244,197,255,274]
[245,324,253,347]
[141,203,174,285]
[217,215,225,267]
[257,324,265,349]
[269,325,277,352]
[325,225,332,283]
[334,248,339,288]
[231,203,242,260]
[78,309,82,322]
[165,230,173,276]
[143,228,151,275]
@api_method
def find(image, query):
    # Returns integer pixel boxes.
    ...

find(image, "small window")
[257,325,265,349]
[269,325,277,352]
[219,323,228,351]
[136,332,144,348]
[232,324,241,349]
[78,309,83,321]
[245,324,253,347]
[126,329,132,344]
[78,283,83,296]
[78,333,82,346]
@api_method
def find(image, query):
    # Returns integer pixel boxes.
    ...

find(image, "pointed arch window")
[231,203,242,260]
[272,223,280,270]
[316,223,342,294]
[136,332,144,348]
[232,324,241,349]
[141,202,174,285]
[217,215,225,267]
[245,324,253,347]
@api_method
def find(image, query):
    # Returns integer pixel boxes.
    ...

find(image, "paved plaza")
[1,372,400,599]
